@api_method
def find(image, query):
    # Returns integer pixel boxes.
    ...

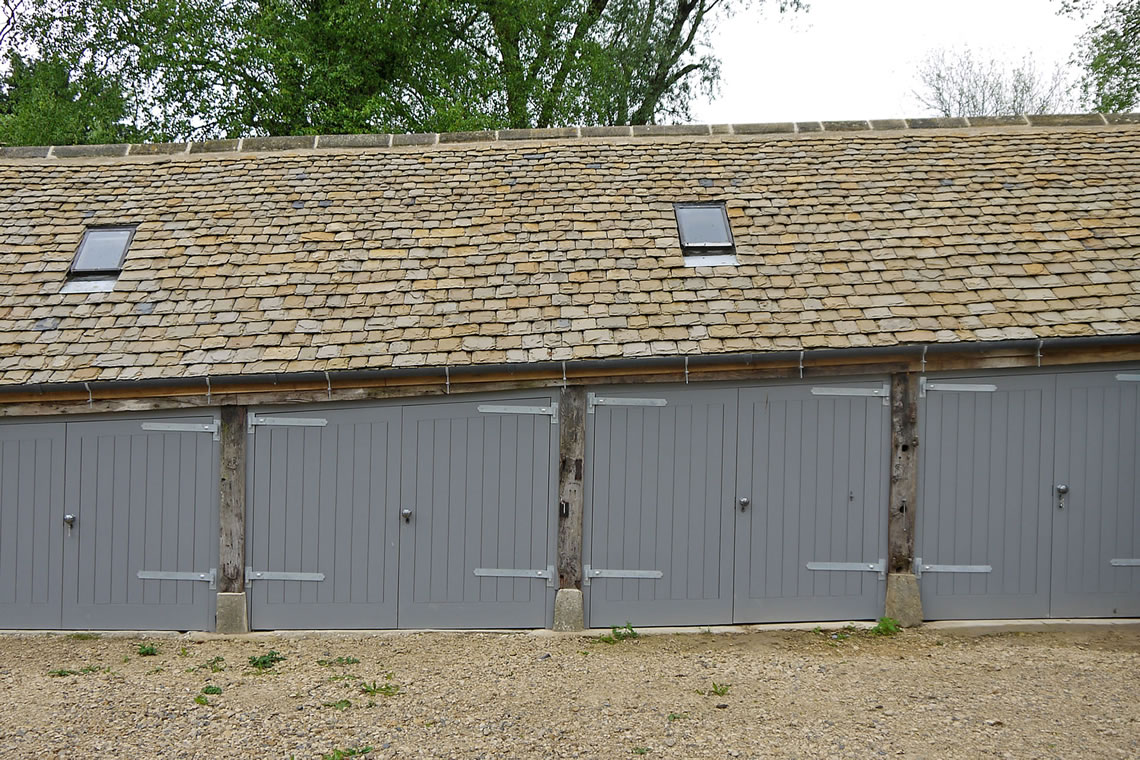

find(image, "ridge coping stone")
[0,112,1133,162]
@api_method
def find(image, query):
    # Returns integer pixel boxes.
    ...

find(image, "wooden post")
[218,405,246,593]
[887,373,919,570]
[885,373,922,626]
[556,386,587,589]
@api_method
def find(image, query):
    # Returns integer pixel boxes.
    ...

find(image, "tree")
[1062,1,1140,112]
[913,47,1075,118]
[1,0,805,143]
[0,52,137,145]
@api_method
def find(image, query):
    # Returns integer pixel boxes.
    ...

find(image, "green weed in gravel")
[248,651,285,671]
[322,747,372,760]
[136,644,158,657]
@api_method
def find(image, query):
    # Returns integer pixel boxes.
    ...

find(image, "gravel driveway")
[0,625,1137,759]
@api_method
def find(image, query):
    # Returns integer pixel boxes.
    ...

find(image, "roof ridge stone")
[1,112,1136,161]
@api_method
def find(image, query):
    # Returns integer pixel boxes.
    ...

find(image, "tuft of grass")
[248,650,285,671]
[632,747,649,755]
[48,665,102,677]
[323,699,352,711]
[201,685,222,695]
[666,712,686,722]
[202,656,226,673]
[322,747,372,760]
[137,643,159,657]
[871,616,901,636]
[598,622,639,644]
[360,680,399,697]
[697,681,730,696]
[178,646,191,658]
[317,656,360,667]
[194,694,209,706]
[67,632,101,641]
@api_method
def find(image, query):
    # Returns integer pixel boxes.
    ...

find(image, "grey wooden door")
[398,397,557,629]
[0,421,65,629]
[1051,371,1140,617]
[585,388,737,628]
[917,375,1056,619]
[62,416,219,631]
[247,406,400,630]
[734,383,889,623]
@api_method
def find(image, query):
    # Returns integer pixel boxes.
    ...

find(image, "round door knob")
[738,497,751,510]
[1056,484,1069,495]
[400,509,413,522]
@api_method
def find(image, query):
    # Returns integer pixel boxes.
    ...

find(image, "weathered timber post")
[215,405,249,633]
[553,386,587,630]
[884,373,923,626]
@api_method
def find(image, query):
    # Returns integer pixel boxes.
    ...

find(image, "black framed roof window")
[70,226,135,277]
[674,202,737,266]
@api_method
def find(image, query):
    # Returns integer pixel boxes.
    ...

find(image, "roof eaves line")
[4,112,1136,161]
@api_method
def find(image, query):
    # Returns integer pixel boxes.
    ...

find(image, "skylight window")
[70,227,135,277]
[674,203,737,266]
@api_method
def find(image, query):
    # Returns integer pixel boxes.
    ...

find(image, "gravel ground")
[0,625,1137,759]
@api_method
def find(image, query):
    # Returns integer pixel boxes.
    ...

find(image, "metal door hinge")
[137,568,217,589]
[919,377,998,398]
[1109,558,1140,567]
[811,385,889,406]
[141,420,220,441]
[586,393,667,414]
[912,557,992,579]
[248,414,328,433]
[805,559,886,579]
[244,567,326,588]
[477,403,558,422]
[473,565,556,588]
[581,564,664,585]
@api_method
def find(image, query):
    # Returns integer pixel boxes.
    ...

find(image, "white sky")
[690,0,1092,123]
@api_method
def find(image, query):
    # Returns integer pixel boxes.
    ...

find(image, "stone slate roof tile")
[0,121,1138,385]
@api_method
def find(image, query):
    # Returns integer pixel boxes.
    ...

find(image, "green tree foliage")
[1,0,803,144]
[0,52,137,145]
[1063,1,1140,112]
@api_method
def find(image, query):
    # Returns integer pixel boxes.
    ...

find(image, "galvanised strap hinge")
[919,377,998,398]
[473,565,556,588]
[137,568,217,589]
[810,385,890,406]
[805,559,887,580]
[912,557,993,578]
[244,567,326,588]
[581,564,664,585]
[586,393,667,414]
[476,403,559,422]
[247,414,328,433]
[140,420,220,441]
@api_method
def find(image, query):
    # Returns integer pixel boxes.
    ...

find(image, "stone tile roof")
[0,117,1138,386]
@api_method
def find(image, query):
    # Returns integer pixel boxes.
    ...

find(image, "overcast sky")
[690,0,1091,124]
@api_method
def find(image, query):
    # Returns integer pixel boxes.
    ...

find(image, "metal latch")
[810,385,889,406]
[913,557,993,579]
[582,564,664,585]
[473,565,556,588]
[141,421,220,441]
[247,414,328,433]
[476,403,559,423]
[805,559,886,579]
[1109,558,1140,567]
[919,377,998,398]
[586,394,668,414]
[137,568,217,589]
[244,567,326,588]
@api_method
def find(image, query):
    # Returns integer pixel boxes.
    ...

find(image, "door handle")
[63,514,76,535]
[738,497,751,512]
[1056,484,1068,510]
[400,508,413,523]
